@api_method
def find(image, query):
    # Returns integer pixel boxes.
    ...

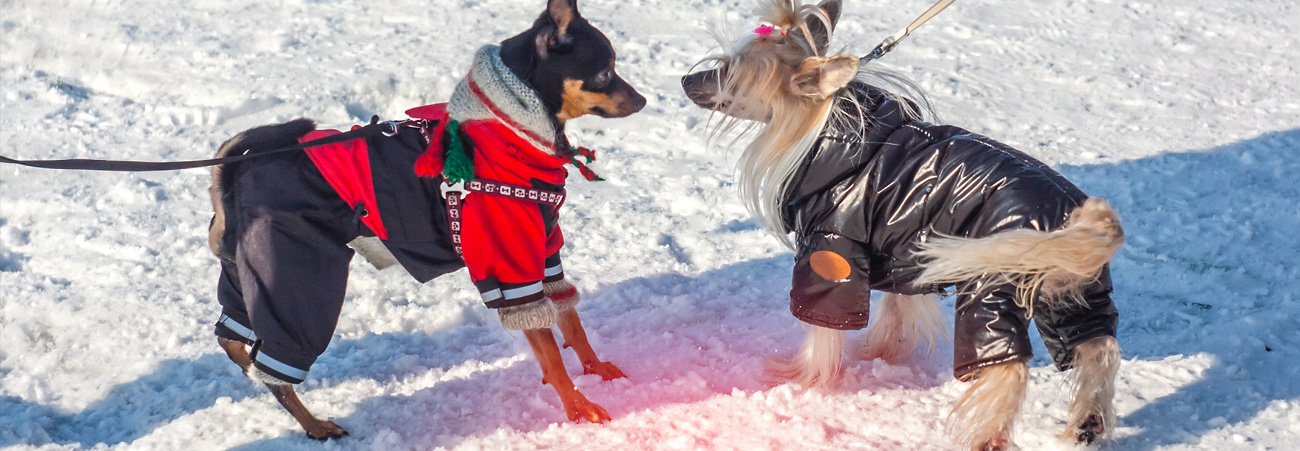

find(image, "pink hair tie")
[753,24,778,35]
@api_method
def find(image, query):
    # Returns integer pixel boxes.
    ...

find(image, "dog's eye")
[590,70,613,89]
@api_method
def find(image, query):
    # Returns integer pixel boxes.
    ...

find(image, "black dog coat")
[212,105,573,384]
[784,82,1118,379]
[210,120,462,384]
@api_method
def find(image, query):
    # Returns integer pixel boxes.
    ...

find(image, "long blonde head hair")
[699,0,931,248]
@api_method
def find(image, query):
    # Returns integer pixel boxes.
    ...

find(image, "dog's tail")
[764,324,845,388]
[913,198,1124,309]
[208,119,316,258]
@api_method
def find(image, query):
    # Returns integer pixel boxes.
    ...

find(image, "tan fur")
[558,78,626,121]
[854,293,947,364]
[914,198,1125,314]
[207,134,245,257]
[949,360,1029,451]
[764,324,845,388]
[1063,336,1120,441]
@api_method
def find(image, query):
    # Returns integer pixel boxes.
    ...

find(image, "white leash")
[861,0,957,64]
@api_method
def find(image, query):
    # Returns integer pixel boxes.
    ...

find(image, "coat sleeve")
[460,193,549,309]
[789,232,874,330]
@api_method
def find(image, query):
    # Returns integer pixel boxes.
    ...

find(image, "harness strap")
[441,179,565,257]
[0,119,432,171]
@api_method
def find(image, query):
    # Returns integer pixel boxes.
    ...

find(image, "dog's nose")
[630,92,647,112]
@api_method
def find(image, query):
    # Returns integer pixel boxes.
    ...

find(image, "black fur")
[499,0,644,126]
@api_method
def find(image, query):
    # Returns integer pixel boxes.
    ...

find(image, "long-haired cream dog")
[681,1,1123,449]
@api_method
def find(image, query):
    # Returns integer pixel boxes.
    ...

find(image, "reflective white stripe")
[501,282,543,300]
[544,264,563,277]
[255,353,309,381]
[219,314,257,341]
[480,288,503,302]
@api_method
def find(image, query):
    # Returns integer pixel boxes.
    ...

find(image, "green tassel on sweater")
[442,119,475,184]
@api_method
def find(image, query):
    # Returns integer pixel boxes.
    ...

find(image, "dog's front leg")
[555,308,625,380]
[522,328,612,423]
[217,337,348,440]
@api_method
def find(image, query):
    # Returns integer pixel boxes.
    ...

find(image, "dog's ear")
[804,0,841,54]
[789,54,859,98]
[536,0,578,56]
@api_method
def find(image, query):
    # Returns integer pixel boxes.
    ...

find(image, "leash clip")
[381,121,404,137]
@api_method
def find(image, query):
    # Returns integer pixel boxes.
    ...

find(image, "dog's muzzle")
[681,70,721,109]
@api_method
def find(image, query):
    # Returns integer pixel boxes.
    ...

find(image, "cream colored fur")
[1063,336,1120,441]
[854,293,947,364]
[700,1,932,248]
[949,360,1029,451]
[497,298,558,330]
[914,198,1124,314]
[764,324,845,388]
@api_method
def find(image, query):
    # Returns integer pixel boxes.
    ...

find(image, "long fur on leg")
[1063,336,1120,443]
[764,325,845,388]
[854,293,947,364]
[949,360,1029,451]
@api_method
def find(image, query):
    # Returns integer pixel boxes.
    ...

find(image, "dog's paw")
[304,420,349,441]
[563,394,611,424]
[979,437,1014,451]
[1075,413,1104,444]
[582,360,626,381]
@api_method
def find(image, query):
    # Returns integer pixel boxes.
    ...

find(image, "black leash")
[0,119,432,172]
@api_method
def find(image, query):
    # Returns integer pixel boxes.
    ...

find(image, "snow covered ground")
[2,0,1298,449]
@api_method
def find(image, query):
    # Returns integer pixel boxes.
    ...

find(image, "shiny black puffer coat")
[782,82,1117,378]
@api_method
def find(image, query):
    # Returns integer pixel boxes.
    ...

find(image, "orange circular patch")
[810,250,852,280]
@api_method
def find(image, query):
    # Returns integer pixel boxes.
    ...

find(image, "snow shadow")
[0,354,259,447]
[1052,129,1300,449]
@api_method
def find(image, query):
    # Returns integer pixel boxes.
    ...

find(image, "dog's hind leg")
[218,337,348,440]
[949,360,1029,451]
[1062,335,1120,444]
[547,279,625,380]
[854,293,946,364]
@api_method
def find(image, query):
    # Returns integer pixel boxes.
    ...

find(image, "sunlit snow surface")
[2,0,1298,449]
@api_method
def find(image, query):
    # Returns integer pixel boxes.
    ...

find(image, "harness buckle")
[440,180,468,199]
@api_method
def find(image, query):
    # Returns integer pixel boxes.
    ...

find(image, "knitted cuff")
[544,279,581,311]
[246,364,294,386]
[498,298,558,330]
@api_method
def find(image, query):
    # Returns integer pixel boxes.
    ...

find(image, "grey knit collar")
[447,46,560,154]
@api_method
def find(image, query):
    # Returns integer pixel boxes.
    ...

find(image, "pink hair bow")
[754,24,786,36]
